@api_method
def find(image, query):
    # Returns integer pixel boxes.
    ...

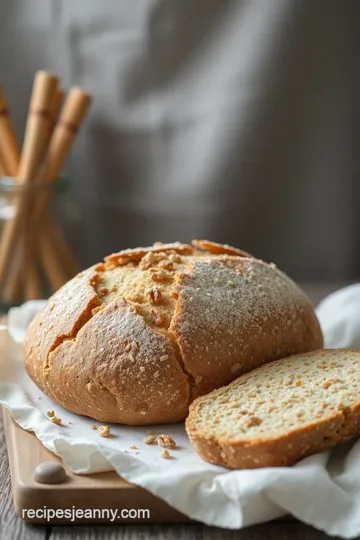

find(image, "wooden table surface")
[0,283,348,540]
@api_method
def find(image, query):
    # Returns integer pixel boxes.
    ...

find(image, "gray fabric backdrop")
[0,0,359,281]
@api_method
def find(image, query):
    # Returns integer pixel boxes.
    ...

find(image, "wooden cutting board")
[3,408,190,525]
[1,318,190,525]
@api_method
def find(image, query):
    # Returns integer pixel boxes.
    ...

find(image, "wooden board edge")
[2,407,191,524]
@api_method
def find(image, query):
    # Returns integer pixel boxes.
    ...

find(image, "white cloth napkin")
[2,286,360,537]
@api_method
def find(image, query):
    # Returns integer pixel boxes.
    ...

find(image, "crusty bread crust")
[170,256,322,397]
[186,349,360,469]
[191,239,251,257]
[23,240,323,425]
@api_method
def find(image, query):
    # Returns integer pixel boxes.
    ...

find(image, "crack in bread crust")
[46,298,190,424]
[23,268,103,394]
[170,256,323,397]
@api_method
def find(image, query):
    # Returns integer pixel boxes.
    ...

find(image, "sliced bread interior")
[186,349,360,469]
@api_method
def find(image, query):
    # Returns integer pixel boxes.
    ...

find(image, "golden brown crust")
[186,349,360,469]
[186,407,360,468]
[170,256,323,396]
[191,239,251,257]
[23,240,323,425]
[105,242,194,265]
[45,298,189,425]
[23,268,101,393]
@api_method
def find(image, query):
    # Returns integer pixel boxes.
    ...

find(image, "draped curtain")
[0,0,358,280]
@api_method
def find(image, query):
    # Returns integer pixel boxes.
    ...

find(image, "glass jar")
[0,176,81,311]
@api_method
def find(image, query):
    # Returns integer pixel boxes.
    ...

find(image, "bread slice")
[186,349,360,469]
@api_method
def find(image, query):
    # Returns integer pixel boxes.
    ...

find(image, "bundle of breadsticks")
[0,71,91,304]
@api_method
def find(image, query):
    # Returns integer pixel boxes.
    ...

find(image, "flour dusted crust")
[23,268,101,393]
[170,257,322,396]
[45,298,189,424]
[23,240,323,424]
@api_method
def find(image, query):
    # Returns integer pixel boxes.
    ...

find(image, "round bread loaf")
[23,240,323,425]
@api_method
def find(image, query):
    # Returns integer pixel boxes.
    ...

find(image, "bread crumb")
[161,449,171,459]
[157,434,176,449]
[97,425,110,437]
[144,435,156,445]
[129,445,138,450]
[50,416,62,425]
[146,429,154,434]
[91,425,97,430]
[47,410,55,418]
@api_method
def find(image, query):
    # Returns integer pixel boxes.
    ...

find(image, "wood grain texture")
[49,524,203,539]
[0,284,345,539]
[3,408,190,525]
[0,413,48,540]
[202,523,342,539]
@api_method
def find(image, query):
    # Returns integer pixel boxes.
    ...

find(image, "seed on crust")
[149,269,172,282]
[145,287,162,305]
[105,242,193,264]
[158,260,174,271]
[99,287,109,295]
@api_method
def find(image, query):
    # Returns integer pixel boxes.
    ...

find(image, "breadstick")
[0,72,58,291]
